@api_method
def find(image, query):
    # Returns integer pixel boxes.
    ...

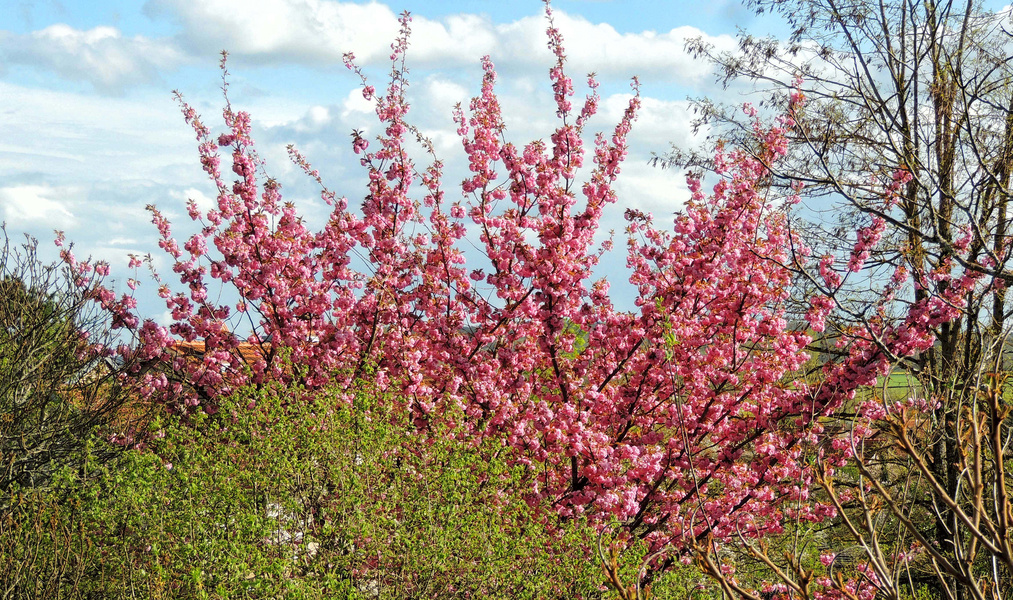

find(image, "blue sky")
[0,0,900,321]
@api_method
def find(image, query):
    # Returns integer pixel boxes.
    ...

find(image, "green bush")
[0,379,722,598]
[0,383,617,598]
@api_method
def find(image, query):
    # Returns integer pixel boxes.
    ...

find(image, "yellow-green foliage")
[0,383,611,599]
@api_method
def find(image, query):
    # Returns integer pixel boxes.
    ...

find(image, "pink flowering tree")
[54,1,983,595]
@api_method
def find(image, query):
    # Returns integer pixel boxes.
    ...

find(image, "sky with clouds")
[0,0,852,321]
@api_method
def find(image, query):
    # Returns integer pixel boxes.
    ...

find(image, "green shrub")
[0,383,612,598]
[0,380,721,598]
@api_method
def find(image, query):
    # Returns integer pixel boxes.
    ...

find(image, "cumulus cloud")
[144,0,404,66]
[171,187,217,213]
[613,161,690,215]
[143,0,735,83]
[0,185,77,228]
[0,25,185,94]
[496,12,735,83]
[339,88,374,120]
[600,93,702,149]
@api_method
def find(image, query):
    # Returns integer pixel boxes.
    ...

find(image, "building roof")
[169,340,267,365]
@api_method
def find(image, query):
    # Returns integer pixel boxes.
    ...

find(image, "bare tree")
[660,1,1013,598]
[0,227,152,504]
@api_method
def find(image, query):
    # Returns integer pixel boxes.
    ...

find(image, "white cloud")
[172,187,217,213]
[411,13,500,63]
[306,105,331,126]
[613,161,690,215]
[145,0,403,65]
[106,237,141,246]
[339,88,375,120]
[0,185,77,228]
[496,13,735,83]
[0,25,184,94]
[602,93,704,149]
[0,80,196,186]
[420,77,469,111]
[143,0,735,84]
